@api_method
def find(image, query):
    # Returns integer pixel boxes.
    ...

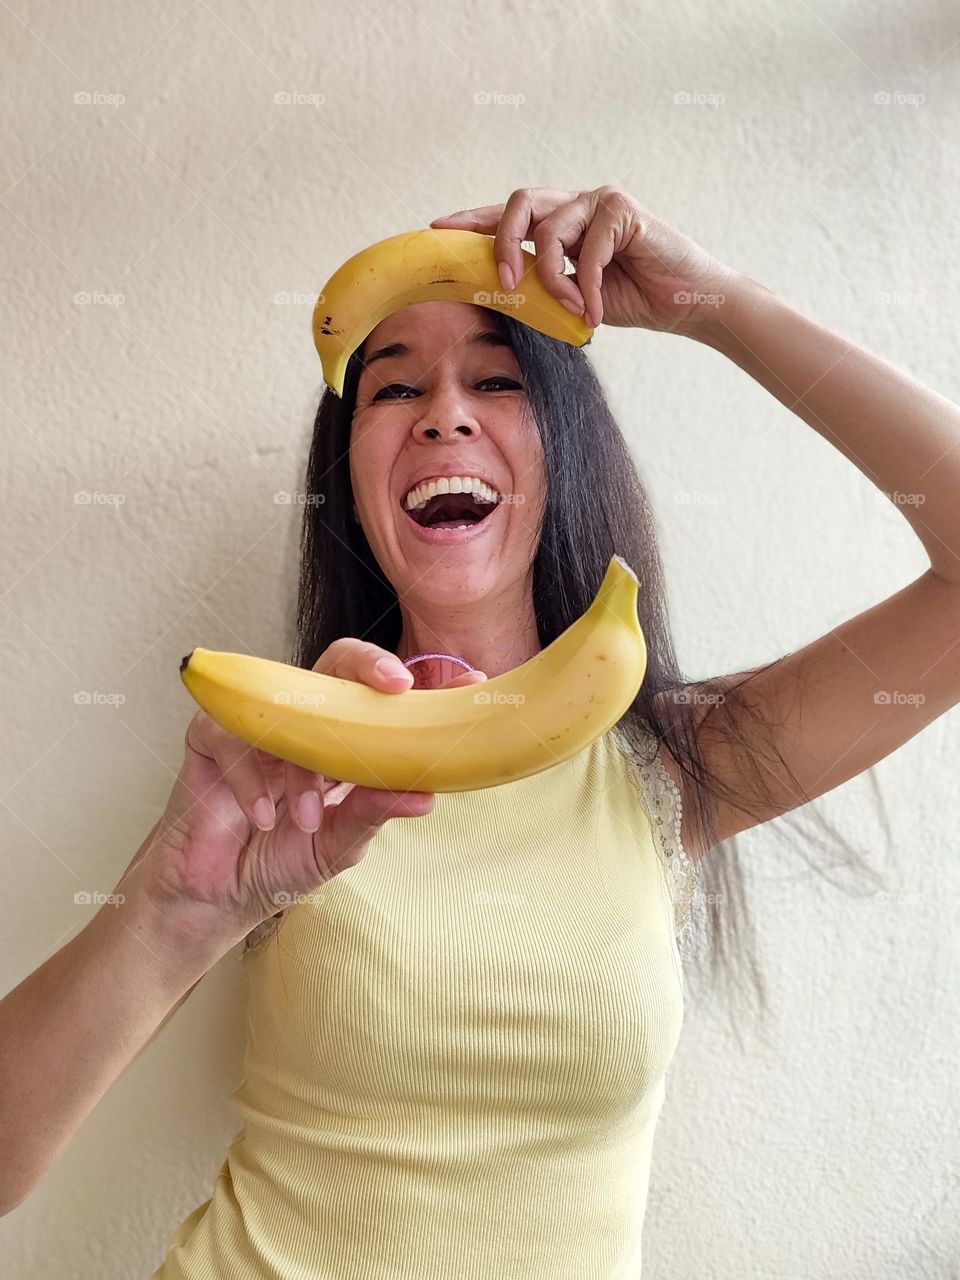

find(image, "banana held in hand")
[312,228,595,397]
[180,555,645,793]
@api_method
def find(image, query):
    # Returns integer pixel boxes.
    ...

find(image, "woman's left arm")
[681,278,960,848]
[433,187,960,851]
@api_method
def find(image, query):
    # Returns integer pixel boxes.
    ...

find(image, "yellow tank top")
[150,725,696,1279]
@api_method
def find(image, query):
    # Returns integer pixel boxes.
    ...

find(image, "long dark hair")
[291,309,885,1042]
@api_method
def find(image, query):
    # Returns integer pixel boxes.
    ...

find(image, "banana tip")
[180,650,194,675]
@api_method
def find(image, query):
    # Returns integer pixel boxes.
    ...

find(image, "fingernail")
[376,657,413,683]
[296,790,322,832]
[498,260,515,292]
[253,796,275,831]
[560,297,585,316]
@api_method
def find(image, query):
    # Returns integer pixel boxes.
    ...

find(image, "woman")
[3,187,957,1277]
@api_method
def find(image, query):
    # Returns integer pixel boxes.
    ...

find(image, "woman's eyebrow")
[362,329,512,371]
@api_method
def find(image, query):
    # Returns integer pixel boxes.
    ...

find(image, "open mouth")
[401,490,501,531]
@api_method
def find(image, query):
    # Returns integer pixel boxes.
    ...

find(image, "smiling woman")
[143,290,885,1280]
[294,298,876,1002]
[344,303,551,652]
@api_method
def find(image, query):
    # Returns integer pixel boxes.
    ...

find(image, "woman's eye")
[480,377,523,391]
[371,377,522,403]
[372,383,417,401]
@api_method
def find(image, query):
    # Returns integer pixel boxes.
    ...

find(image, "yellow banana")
[180,555,645,793]
[312,228,595,397]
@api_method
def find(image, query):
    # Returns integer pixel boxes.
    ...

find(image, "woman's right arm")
[0,831,235,1217]
[0,640,488,1216]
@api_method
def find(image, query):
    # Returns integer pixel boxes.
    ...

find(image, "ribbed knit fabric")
[150,726,690,1279]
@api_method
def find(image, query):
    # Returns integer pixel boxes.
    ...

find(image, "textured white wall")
[2,1,957,1275]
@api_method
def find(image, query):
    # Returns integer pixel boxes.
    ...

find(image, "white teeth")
[403,476,501,512]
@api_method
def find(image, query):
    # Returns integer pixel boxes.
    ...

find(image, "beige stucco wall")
[1,0,956,1274]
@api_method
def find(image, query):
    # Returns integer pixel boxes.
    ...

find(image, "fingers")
[260,641,419,832]
[431,188,582,300]
[432,186,630,328]
[531,209,592,319]
[280,761,333,834]
[570,215,619,331]
[441,669,488,690]
[186,711,276,833]
[313,638,413,692]
[318,784,435,877]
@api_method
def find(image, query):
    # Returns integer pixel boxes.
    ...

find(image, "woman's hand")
[131,640,487,949]
[431,185,739,339]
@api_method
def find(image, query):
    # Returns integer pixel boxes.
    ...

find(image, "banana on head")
[312,228,595,397]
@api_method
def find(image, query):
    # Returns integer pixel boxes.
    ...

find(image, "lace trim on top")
[614,730,701,941]
[243,909,286,956]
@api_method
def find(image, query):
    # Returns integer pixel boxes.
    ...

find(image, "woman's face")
[349,301,546,605]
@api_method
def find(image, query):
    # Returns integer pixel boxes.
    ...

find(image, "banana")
[179,555,646,794]
[312,228,595,397]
